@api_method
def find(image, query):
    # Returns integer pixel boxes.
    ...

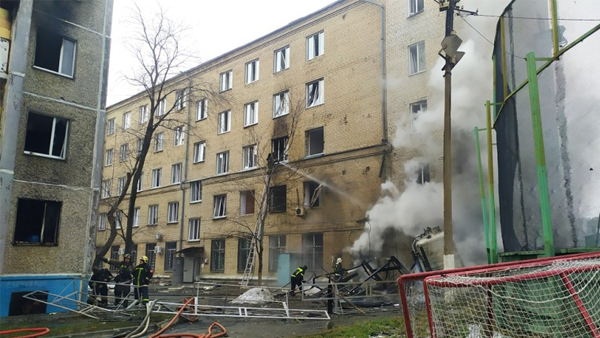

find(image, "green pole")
[550,0,560,56]
[526,52,555,257]
[474,127,491,264]
[486,101,498,263]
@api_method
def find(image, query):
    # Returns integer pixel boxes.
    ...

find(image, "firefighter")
[89,267,113,306]
[133,255,153,305]
[290,265,308,295]
[333,257,344,281]
[102,254,133,307]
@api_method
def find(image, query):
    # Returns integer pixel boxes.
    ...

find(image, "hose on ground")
[0,328,50,338]
[124,300,156,338]
[148,297,226,338]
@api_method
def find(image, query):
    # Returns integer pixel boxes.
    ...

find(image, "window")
[240,190,255,215]
[98,213,107,231]
[139,105,148,124]
[417,164,431,185]
[193,141,206,163]
[146,243,157,269]
[218,111,231,134]
[210,239,225,271]
[304,181,322,207]
[237,238,252,272]
[105,149,113,166]
[269,235,286,271]
[242,145,258,170]
[136,174,143,192]
[110,246,120,270]
[219,70,232,92]
[273,91,289,117]
[307,31,324,60]
[117,176,126,195]
[269,185,286,213]
[137,139,143,157]
[152,168,162,188]
[271,136,289,162]
[102,179,111,198]
[244,101,258,127]
[156,99,166,116]
[306,79,324,107]
[24,112,69,159]
[34,29,76,77]
[245,59,259,84]
[196,99,208,121]
[216,151,229,175]
[122,112,131,130]
[302,233,323,272]
[410,100,427,132]
[133,207,140,227]
[274,46,290,73]
[190,181,202,203]
[167,202,179,223]
[213,195,227,218]
[174,126,185,146]
[115,210,123,229]
[148,205,159,225]
[409,41,426,74]
[188,218,200,241]
[306,127,324,156]
[409,0,424,16]
[175,89,187,110]
[131,244,138,264]
[107,118,115,135]
[14,199,61,245]
[119,143,129,162]
[154,132,164,152]
[164,241,177,271]
[171,163,182,184]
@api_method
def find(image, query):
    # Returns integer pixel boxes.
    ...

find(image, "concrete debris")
[231,287,275,304]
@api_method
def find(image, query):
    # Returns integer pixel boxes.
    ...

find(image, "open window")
[24,112,69,159]
[306,127,324,157]
[269,185,287,213]
[34,29,76,77]
[271,136,289,162]
[240,190,255,215]
[304,181,322,208]
[14,199,62,245]
[213,195,227,218]
[416,164,431,185]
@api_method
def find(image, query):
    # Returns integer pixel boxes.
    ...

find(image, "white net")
[425,256,600,338]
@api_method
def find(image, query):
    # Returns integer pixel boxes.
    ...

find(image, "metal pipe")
[474,127,490,264]
[486,101,498,263]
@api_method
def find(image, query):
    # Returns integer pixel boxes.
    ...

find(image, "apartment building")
[0,0,113,316]
[97,0,454,283]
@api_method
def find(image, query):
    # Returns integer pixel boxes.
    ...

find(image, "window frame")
[210,239,226,272]
[152,168,162,188]
[23,112,70,160]
[245,59,259,84]
[268,185,287,213]
[33,30,76,78]
[306,31,324,60]
[171,163,182,184]
[105,148,113,166]
[148,205,159,225]
[167,202,179,224]
[268,235,286,272]
[107,118,115,135]
[13,198,62,246]
[139,105,148,124]
[218,110,231,134]
[216,151,229,175]
[410,100,428,132]
[154,132,164,152]
[98,213,107,231]
[196,99,208,121]
[271,136,289,163]
[409,41,426,75]
[190,180,203,203]
[136,174,143,192]
[242,144,258,170]
[174,126,185,146]
[219,70,233,92]
[306,79,324,108]
[193,141,206,163]
[243,101,258,127]
[164,241,177,271]
[117,176,126,195]
[237,237,252,272]
[119,143,129,162]
[240,190,255,215]
[175,88,187,110]
[409,0,425,16]
[306,127,325,157]
[188,218,200,241]
[133,207,140,227]
[213,194,227,219]
[156,99,166,117]
[122,112,131,130]
[304,181,322,208]
[102,179,111,198]
[274,46,290,73]
[273,91,289,118]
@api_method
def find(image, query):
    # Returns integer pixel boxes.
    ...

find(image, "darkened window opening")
[304,181,322,207]
[34,29,76,77]
[237,238,251,272]
[306,128,324,156]
[302,233,323,272]
[269,185,287,213]
[417,164,431,185]
[271,136,289,162]
[164,241,177,271]
[24,112,69,159]
[14,199,61,245]
[146,243,157,269]
[211,239,225,271]
[9,291,48,316]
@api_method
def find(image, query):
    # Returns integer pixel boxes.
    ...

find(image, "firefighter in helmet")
[133,255,153,305]
[290,265,308,295]
[103,253,133,307]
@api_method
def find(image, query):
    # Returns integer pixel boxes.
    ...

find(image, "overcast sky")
[107,0,337,106]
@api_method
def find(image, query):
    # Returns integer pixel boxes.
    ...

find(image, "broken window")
[244,101,258,127]
[167,202,179,223]
[34,29,76,77]
[302,233,323,272]
[307,31,324,60]
[269,185,287,213]
[274,46,290,73]
[196,99,208,120]
[190,180,202,203]
[218,111,231,134]
[24,112,69,159]
[193,141,206,163]
[210,239,225,271]
[188,218,200,241]
[213,194,227,218]
[273,91,289,117]
[304,181,322,207]
[245,59,259,84]
[148,205,159,225]
[416,164,431,185]
[14,199,61,245]
[410,100,427,132]
[240,190,255,215]
[306,79,324,107]
[268,235,286,272]
[242,144,258,170]
[237,238,252,272]
[306,127,324,157]
[216,151,229,175]
[271,136,289,162]
[219,70,233,92]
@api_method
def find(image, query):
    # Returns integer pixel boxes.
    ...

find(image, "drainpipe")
[179,79,192,255]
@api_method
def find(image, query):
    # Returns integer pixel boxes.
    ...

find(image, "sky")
[107,0,337,106]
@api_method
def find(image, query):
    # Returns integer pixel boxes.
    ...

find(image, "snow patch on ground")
[231,288,276,304]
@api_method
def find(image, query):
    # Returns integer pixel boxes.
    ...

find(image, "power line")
[458,15,526,61]
[475,13,600,22]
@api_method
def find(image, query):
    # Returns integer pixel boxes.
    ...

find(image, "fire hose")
[149,298,226,338]
[0,327,50,338]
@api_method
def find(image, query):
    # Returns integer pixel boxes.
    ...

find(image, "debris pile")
[231,288,275,304]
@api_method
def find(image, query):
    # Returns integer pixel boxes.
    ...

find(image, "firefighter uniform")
[133,256,153,305]
[104,255,133,307]
[290,265,307,294]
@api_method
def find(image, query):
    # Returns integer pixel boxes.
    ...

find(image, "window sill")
[304,153,324,159]
[306,102,324,109]
[240,213,255,217]
[216,172,229,176]
[13,242,58,246]
[147,224,158,227]
[409,70,426,76]
[243,122,258,128]
[272,113,289,119]
[195,117,208,122]
[33,65,74,79]
[187,239,200,242]
[212,216,227,220]
[242,167,258,172]
[151,186,161,189]
[245,80,258,85]
[217,130,231,135]
[274,68,289,74]
[407,10,424,18]
[193,160,205,164]
[98,229,106,231]
[133,225,139,228]
[23,151,66,161]
[190,200,202,204]
[154,150,164,153]
[307,55,323,61]
[219,88,232,93]
[167,221,178,225]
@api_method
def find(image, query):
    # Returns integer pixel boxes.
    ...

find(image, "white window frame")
[242,144,258,170]
[409,41,426,75]
[105,148,113,166]
[216,151,229,175]
[167,202,179,223]
[102,179,111,198]
[306,31,324,60]
[139,105,148,124]
[152,168,162,188]
[410,100,428,132]
[213,195,227,219]
[271,136,289,163]
[306,79,324,108]
[219,70,233,92]
[174,126,185,146]
[117,176,126,195]
[107,118,115,135]
[156,99,166,116]
[175,88,187,110]
[98,213,107,231]
[245,59,259,84]
[244,101,258,127]
[148,205,159,225]
[218,111,231,134]
[23,112,69,160]
[409,0,425,16]
[136,174,143,192]
[137,139,143,157]
[171,163,182,184]
[193,141,206,163]
[306,127,325,157]
[133,207,140,227]
[122,112,131,130]
[119,143,128,162]
[154,132,164,152]
[273,91,289,118]
[274,46,290,73]
[34,31,76,78]
[190,180,202,203]
[188,218,200,241]
[115,211,123,229]
[196,99,208,121]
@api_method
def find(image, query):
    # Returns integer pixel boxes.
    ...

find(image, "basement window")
[305,127,324,157]
[24,112,69,159]
[14,199,62,245]
[34,29,76,77]
[304,181,322,208]
[269,185,287,213]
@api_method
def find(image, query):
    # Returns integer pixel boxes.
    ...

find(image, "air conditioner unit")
[155,232,163,241]
[155,245,163,254]
[118,247,125,255]
[295,207,305,217]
